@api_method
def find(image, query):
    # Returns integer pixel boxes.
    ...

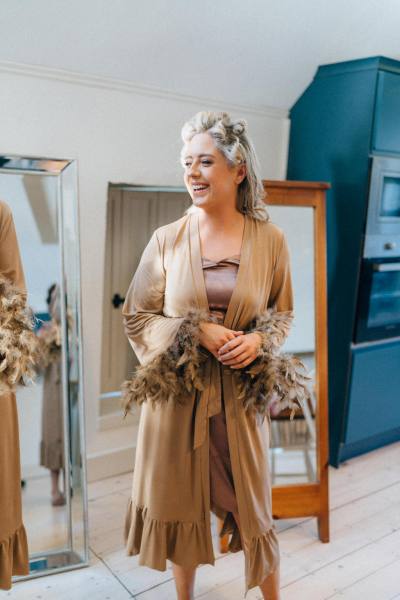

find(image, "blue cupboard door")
[372,71,400,154]
[344,341,400,444]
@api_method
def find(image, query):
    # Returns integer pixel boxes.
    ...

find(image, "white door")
[100,187,191,412]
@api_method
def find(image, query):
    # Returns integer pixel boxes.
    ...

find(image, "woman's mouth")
[192,184,209,195]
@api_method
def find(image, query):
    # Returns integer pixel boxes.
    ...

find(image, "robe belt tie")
[193,357,222,450]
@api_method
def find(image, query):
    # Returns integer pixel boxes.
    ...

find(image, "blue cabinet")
[345,341,400,444]
[287,56,400,466]
[372,71,400,153]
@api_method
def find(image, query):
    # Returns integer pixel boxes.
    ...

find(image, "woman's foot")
[51,491,66,506]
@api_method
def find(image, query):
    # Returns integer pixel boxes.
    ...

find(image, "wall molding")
[0,59,288,120]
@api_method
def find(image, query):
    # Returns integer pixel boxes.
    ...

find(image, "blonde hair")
[180,111,269,221]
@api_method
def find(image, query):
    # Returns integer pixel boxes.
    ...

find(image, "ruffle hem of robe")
[214,510,280,595]
[40,439,64,471]
[0,523,29,590]
[124,499,213,570]
[124,498,280,596]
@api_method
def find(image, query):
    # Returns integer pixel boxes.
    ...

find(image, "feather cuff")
[239,308,311,418]
[121,308,218,416]
[121,307,311,419]
[0,275,39,393]
[36,320,62,372]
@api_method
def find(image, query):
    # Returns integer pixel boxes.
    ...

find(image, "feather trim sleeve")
[122,230,188,366]
[35,320,62,372]
[237,308,312,418]
[235,231,311,418]
[121,307,217,416]
[121,229,220,415]
[0,275,39,393]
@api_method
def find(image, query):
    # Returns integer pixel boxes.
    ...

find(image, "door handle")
[112,293,126,308]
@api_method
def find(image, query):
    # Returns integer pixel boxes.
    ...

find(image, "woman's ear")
[236,162,247,185]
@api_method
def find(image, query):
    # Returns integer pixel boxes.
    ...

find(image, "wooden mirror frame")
[218,180,330,550]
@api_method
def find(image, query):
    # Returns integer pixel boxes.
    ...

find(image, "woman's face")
[182,132,246,211]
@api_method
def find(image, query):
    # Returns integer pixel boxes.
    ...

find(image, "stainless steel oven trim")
[373,262,400,271]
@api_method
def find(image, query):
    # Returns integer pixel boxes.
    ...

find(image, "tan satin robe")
[40,285,64,471]
[0,200,29,589]
[123,211,293,596]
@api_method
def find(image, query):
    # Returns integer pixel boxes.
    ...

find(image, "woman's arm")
[0,201,37,392]
[248,231,294,353]
[122,230,186,365]
[0,200,26,292]
[121,229,215,414]
[235,231,309,418]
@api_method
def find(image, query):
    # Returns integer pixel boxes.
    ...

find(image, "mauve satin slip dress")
[201,254,241,526]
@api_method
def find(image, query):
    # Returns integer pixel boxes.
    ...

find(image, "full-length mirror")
[265,180,329,541]
[0,156,89,581]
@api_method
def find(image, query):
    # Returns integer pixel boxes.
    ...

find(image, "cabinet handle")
[373,263,400,272]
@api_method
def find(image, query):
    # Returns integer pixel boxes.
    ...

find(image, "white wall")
[0,64,289,480]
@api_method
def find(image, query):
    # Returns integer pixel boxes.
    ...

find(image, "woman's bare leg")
[50,469,60,495]
[233,512,281,600]
[50,469,66,505]
[171,563,197,600]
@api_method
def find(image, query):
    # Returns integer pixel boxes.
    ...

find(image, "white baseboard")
[86,443,136,483]
[97,410,138,431]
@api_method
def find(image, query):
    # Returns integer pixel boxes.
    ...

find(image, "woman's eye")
[183,160,212,168]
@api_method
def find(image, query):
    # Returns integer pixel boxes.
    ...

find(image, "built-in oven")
[363,154,400,259]
[354,154,400,343]
[354,257,400,342]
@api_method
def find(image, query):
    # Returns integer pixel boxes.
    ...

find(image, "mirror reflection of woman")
[0,200,30,589]
[37,283,65,507]
[122,112,299,600]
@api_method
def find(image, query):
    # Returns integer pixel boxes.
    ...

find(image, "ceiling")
[0,0,399,111]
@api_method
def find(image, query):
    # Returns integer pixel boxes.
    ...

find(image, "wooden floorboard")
[6,441,400,599]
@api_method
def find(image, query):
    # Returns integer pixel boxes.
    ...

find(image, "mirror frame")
[0,154,90,581]
[264,179,330,542]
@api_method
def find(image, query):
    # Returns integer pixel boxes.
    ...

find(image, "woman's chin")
[192,195,210,207]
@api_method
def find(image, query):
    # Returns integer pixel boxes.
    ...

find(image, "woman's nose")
[188,163,200,177]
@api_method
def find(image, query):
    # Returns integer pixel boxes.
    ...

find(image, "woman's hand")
[217,332,263,369]
[198,322,244,359]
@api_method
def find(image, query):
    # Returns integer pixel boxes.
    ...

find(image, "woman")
[0,200,31,589]
[38,283,65,506]
[122,112,307,600]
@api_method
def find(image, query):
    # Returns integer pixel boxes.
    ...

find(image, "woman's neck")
[197,208,245,232]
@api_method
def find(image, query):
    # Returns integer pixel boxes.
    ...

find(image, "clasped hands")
[198,321,263,369]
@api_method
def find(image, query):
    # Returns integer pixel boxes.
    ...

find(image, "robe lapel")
[223,213,252,330]
[188,212,209,312]
[189,213,215,449]
[189,212,254,449]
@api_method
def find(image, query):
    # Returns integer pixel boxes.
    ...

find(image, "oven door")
[364,154,400,258]
[354,257,400,343]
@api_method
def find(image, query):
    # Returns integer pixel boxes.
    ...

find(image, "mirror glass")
[0,156,88,580]
[267,205,317,484]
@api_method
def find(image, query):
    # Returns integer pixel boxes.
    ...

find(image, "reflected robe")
[0,200,29,589]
